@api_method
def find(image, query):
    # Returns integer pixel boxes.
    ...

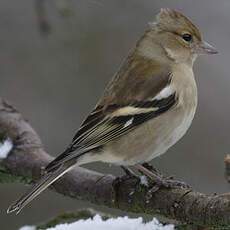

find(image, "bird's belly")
[145,105,196,162]
[103,103,196,166]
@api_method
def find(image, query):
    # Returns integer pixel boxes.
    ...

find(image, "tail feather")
[7,163,75,214]
[45,147,74,173]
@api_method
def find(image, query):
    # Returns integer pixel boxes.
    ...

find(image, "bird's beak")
[194,41,218,55]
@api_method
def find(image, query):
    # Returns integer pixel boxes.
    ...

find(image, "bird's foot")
[149,177,190,191]
[145,177,191,201]
[134,164,191,201]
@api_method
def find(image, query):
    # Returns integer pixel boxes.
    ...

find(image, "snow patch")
[19,226,36,230]
[0,138,13,159]
[140,175,149,187]
[43,215,174,230]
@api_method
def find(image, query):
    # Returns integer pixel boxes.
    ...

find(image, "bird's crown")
[150,8,202,41]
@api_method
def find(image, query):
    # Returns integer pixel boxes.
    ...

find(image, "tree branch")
[0,98,229,228]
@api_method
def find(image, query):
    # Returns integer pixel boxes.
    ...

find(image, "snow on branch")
[20,215,174,230]
[0,137,13,159]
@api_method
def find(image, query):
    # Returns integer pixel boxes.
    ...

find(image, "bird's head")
[139,8,218,65]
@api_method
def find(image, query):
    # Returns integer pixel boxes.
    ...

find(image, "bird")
[7,8,218,214]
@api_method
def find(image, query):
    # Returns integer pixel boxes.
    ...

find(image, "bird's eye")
[182,33,193,42]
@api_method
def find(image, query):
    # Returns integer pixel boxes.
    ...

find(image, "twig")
[225,154,230,183]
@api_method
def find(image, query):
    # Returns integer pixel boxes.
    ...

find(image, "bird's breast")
[102,64,198,165]
[146,63,198,160]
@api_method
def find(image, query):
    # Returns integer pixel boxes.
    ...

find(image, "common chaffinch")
[8,8,217,214]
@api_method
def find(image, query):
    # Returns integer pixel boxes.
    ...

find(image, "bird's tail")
[7,161,75,214]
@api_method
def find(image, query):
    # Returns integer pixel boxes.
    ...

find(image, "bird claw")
[157,178,191,189]
[119,164,191,203]
[145,177,191,201]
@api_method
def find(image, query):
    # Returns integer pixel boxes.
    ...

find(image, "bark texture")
[0,98,229,228]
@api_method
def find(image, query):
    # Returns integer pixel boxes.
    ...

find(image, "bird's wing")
[73,93,177,150]
[45,55,175,172]
[45,91,177,172]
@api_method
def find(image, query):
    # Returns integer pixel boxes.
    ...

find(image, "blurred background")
[0,0,229,229]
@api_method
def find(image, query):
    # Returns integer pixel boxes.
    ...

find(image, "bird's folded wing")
[45,92,177,172]
[46,57,175,172]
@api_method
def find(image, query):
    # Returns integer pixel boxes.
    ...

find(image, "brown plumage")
[155,8,202,41]
[99,52,171,105]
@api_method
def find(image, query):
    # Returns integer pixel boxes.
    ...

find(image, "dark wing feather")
[45,93,177,172]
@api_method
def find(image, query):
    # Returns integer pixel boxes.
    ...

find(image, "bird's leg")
[114,166,145,202]
[141,163,175,180]
[120,166,139,179]
[134,164,191,196]
[142,162,163,177]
